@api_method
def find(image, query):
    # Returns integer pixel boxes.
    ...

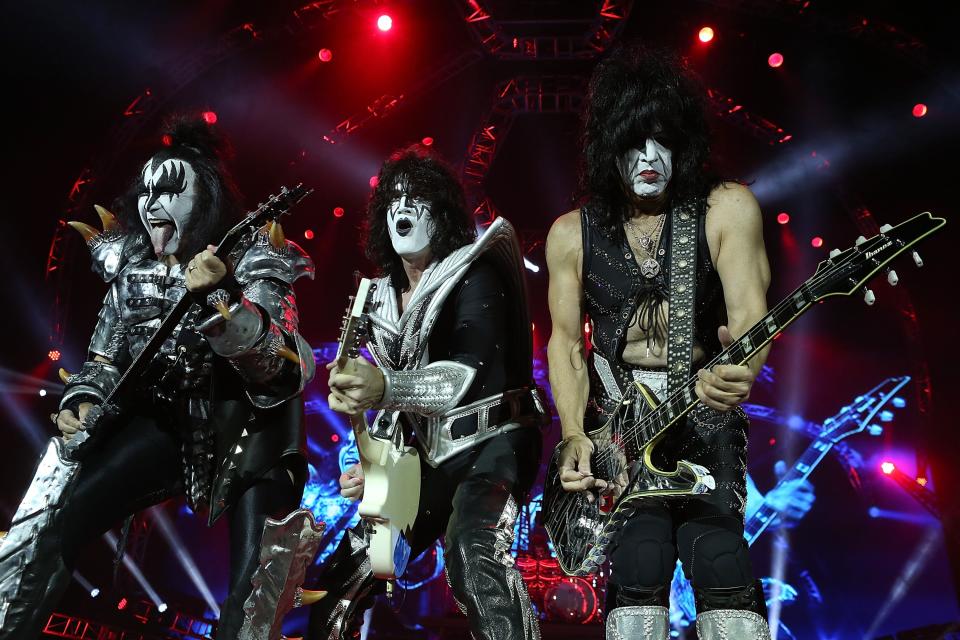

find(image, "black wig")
[363,144,475,290]
[116,113,244,263]
[580,43,719,232]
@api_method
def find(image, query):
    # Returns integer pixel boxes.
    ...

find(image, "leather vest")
[580,200,725,422]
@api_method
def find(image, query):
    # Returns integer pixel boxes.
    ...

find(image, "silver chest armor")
[114,260,196,359]
[364,218,545,466]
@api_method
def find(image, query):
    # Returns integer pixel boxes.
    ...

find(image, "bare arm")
[546,211,589,439]
[546,211,606,495]
[697,182,772,409]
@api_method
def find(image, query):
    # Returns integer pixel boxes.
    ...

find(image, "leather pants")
[4,413,299,639]
[308,427,541,640]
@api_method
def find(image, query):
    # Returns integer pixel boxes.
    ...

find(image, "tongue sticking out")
[150,223,175,258]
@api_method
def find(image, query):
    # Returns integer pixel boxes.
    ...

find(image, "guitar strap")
[665,199,700,396]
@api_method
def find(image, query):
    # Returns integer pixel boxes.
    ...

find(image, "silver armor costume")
[365,217,543,466]
[696,609,772,639]
[67,228,315,412]
[605,606,670,640]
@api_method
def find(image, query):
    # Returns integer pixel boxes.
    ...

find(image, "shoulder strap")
[665,199,699,395]
[580,208,592,286]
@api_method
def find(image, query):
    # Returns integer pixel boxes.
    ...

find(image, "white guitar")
[335,278,421,579]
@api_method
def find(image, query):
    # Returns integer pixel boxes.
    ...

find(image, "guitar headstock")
[808,212,945,304]
[821,376,911,444]
[335,278,376,368]
[217,184,314,257]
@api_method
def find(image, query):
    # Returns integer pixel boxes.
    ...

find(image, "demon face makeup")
[138,157,198,258]
[617,138,673,199]
[386,177,434,259]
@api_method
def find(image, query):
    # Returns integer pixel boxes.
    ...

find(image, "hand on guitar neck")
[327,355,385,416]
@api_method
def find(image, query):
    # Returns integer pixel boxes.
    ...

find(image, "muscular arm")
[711,183,771,376]
[546,211,589,440]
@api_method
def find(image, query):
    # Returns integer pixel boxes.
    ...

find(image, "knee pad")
[677,516,752,589]
[609,513,676,588]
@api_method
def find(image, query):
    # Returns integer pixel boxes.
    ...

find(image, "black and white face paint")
[617,138,673,199]
[387,178,434,259]
[137,157,198,258]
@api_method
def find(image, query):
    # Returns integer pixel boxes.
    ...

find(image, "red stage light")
[161,134,173,147]
[304,229,314,240]
[377,14,393,31]
[768,438,777,446]
[369,176,379,189]
[768,52,784,68]
[881,461,895,475]
[811,236,823,248]
[331,434,340,443]
[777,212,790,225]
[48,350,61,362]
[421,136,434,146]
[917,476,928,486]
[117,597,128,610]
[202,111,217,125]
[318,48,333,62]
[583,321,591,334]
[333,207,345,218]
[912,103,928,118]
[698,27,715,43]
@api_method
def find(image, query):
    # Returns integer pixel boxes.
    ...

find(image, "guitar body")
[352,415,421,579]
[543,382,714,576]
[336,281,421,580]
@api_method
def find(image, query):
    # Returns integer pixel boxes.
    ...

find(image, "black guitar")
[65,184,312,461]
[543,211,945,576]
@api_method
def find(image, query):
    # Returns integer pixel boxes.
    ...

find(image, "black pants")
[309,427,541,640]
[58,413,300,638]
[607,406,756,610]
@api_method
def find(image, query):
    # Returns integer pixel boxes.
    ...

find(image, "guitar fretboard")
[632,284,814,443]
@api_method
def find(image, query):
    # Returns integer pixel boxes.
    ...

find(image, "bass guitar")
[543,211,945,576]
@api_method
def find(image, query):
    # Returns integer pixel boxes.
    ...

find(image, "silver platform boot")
[606,605,670,640]
[695,609,771,639]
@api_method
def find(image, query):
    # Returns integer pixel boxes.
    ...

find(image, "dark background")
[1,1,959,638]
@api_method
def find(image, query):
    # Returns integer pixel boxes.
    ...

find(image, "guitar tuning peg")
[863,288,876,306]
[868,424,884,436]
[887,269,899,286]
[912,251,924,268]
[879,224,893,233]
[829,248,842,258]
[855,235,867,246]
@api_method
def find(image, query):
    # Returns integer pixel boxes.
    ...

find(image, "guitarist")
[2,115,316,638]
[309,145,545,640]
[546,45,774,638]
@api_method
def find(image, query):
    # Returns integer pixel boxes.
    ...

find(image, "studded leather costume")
[308,218,545,640]
[0,225,316,639]
[580,202,770,639]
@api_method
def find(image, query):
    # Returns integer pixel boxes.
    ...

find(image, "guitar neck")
[743,434,836,545]
[639,283,815,441]
[104,294,196,404]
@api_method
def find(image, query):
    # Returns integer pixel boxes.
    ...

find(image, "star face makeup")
[137,157,198,258]
[387,178,434,259]
[617,137,673,199]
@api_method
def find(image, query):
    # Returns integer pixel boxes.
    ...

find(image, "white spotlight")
[523,257,540,273]
[39,389,47,397]
[158,602,168,613]
[90,588,100,598]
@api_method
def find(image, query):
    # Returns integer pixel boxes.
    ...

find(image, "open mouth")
[395,218,413,237]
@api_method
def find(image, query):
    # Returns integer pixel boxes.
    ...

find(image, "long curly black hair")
[580,43,719,232]
[364,144,475,290]
[115,112,244,263]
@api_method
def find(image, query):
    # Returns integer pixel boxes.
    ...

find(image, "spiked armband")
[59,361,122,414]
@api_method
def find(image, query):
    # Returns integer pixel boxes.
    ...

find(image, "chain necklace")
[625,213,666,278]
